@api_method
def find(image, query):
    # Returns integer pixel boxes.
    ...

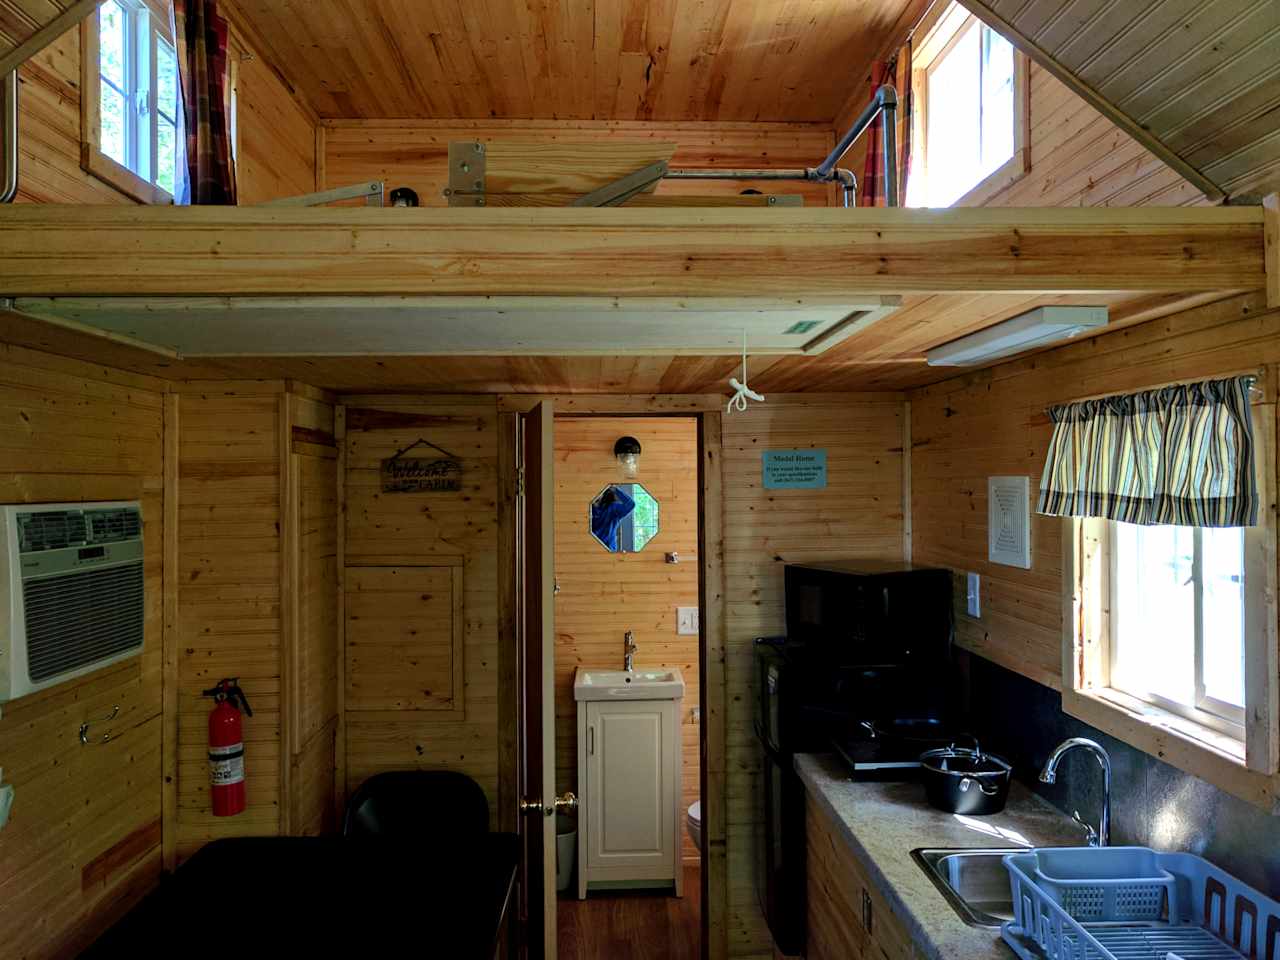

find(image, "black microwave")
[783,561,953,667]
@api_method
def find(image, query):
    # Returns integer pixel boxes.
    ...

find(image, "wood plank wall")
[319,120,840,206]
[722,396,906,958]
[173,386,284,858]
[11,19,316,204]
[911,291,1280,692]
[553,416,701,861]
[973,62,1206,209]
[0,342,166,957]
[339,396,501,819]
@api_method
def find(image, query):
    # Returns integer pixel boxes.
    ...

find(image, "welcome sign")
[762,449,827,489]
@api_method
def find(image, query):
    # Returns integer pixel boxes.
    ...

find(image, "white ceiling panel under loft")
[9,296,901,359]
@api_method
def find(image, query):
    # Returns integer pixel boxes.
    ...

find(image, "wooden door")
[516,401,557,959]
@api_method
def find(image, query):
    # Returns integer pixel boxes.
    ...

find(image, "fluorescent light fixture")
[925,305,1108,367]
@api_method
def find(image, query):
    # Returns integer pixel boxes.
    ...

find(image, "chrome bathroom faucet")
[624,631,637,672]
[1040,737,1112,847]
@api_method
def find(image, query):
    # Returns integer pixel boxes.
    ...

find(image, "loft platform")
[0,205,1266,299]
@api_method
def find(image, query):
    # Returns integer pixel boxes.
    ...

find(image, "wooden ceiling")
[0,0,94,76]
[0,290,1231,393]
[958,0,1280,200]
[221,0,921,122]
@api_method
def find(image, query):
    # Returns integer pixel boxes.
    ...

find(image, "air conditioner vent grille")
[17,511,89,553]
[22,562,145,683]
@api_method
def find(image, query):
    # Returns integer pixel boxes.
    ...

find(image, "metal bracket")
[571,160,669,207]
[445,141,488,206]
[266,181,385,207]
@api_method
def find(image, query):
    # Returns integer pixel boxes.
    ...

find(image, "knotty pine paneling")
[910,292,1280,690]
[228,26,319,204]
[972,62,1207,209]
[554,417,701,861]
[0,341,166,958]
[175,389,283,859]
[722,397,906,958]
[321,119,839,206]
[340,396,500,820]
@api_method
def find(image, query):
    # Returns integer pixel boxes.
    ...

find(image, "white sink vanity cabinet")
[573,668,685,900]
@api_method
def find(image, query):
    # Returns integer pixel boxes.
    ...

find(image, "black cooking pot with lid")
[919,743,1012,816]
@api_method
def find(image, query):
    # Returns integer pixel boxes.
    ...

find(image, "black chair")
[342,770,489,839]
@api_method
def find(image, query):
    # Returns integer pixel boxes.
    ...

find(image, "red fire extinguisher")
[202,678,252,817]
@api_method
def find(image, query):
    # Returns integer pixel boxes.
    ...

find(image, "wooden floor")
[557,864,701,960]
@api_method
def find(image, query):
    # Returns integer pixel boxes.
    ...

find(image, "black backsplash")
[964,652,1280,897]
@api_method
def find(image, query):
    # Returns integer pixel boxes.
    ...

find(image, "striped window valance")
[1037,376,1259,527]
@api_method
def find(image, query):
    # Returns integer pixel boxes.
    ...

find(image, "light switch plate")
[677,607,699,635]
[0,782,14,831]
[966,572,981,618]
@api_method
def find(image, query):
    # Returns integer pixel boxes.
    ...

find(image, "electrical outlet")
[677,607,699,635]
[966,572,981,618]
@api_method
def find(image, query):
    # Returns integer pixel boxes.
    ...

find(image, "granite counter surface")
[795,752,1086,960]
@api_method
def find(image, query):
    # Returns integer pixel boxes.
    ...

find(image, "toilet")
[686,800,702,851]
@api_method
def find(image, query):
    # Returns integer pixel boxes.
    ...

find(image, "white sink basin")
[573,668,685,701]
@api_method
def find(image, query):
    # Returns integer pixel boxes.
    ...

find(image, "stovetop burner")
[833,717,976,781]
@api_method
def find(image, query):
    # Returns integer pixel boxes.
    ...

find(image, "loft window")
[905,3,1027,207]
[83,0,179,202]
[1110,523,1246,737]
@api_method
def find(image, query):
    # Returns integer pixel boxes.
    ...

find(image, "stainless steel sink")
[911,848,1022,928]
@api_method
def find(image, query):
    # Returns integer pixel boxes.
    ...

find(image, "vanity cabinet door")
[583,700,677,879]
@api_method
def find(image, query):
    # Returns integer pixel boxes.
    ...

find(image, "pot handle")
[958,776,1001,797]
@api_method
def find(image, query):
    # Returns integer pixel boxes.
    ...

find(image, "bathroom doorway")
[553,414,704,960]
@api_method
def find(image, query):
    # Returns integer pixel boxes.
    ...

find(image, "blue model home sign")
[762,449,827,489]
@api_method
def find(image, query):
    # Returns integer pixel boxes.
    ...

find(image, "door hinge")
[515,465,526,498]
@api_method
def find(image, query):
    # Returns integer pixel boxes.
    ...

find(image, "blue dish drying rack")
[1001,846,1280,960]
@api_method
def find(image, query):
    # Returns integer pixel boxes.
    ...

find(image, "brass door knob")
[520,792,577,818]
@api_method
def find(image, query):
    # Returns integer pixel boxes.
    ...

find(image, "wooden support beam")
[1265,194,1279,310]
[0,0,104,78]
[955,0,1225,203]
[0,206,1264,297]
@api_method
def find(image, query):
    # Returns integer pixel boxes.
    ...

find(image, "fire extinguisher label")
[208,743,245,786]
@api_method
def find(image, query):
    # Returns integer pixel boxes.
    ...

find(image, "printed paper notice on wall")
[762,449,827,490]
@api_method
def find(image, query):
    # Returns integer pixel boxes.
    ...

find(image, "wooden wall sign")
[380,438,462,493]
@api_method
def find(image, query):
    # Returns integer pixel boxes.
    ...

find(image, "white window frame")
[81,0,177,204]
[1107,523,1247,738]
[908,2,1029,208]
[1061,388,1278,809]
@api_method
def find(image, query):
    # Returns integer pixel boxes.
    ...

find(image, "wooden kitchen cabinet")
[576,698,683,898]
[805,794,918,960]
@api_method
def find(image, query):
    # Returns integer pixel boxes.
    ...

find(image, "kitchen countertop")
[795,752,1086,960]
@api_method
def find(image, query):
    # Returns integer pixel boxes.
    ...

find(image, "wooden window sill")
[1062,685,1280,814]
[954,147,1029,208]
[81,147,173,206]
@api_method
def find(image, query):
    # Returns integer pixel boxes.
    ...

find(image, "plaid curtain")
[896,39,912,207]
[858,61,889,207]
[1038,377,1259,527]
[173,0,236,204]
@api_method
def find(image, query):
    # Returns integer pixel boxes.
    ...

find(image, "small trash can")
[556,814,576,892]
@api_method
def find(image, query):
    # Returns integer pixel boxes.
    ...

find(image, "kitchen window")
[1061,400,1278,798]
[82,0,179,203]
[904,3,1028,208]
[1109,523,1247,737]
